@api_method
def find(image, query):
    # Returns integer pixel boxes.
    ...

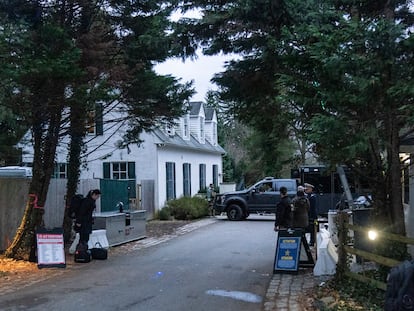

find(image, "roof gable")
[204,108,216,122]
[189,101,204,117]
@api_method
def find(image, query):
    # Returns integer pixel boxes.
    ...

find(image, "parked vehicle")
[213,177,297,220]
[0,166,32,178]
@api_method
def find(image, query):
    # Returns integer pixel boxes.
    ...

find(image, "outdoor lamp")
[368,229,378,241]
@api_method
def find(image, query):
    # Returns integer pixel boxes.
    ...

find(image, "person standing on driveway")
[206,183,216,216]
[78,189,101,245]
[274,186,292,231]
[291,186,309,229]
[304,183,317,246]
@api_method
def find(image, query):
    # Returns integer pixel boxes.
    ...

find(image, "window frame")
[199,164,206,190]
[183,163,191,197]
[166,162,176,200]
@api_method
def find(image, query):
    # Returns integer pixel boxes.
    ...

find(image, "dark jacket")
[291,193,309,228]
[77,195,96,224]
[275,195,292,228]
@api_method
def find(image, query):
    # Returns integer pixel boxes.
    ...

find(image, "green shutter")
[127,162,136,198]
[95,103,103,135]
[103,162,110,179]
[128,162,135,179]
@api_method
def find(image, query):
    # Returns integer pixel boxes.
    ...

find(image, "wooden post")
[336,211,349,280]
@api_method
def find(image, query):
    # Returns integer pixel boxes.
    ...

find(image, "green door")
[100,179,130,212]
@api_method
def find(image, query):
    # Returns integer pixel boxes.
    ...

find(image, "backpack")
[68,194,84,219]
[293,196,309,210]
[74,242,91,263]
[385,260,414,310]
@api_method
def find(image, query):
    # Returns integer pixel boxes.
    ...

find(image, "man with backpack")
[291,186,310,229]
[76,189,101,245]
[70,189,101,263]
[274,186,292,231]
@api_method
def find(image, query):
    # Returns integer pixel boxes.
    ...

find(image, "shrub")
[166,196,209,220]
[157,207,172,220]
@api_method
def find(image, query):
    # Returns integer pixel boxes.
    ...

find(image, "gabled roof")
[204,107,215,121]
[189,101,203,116]
[152,128,225,154]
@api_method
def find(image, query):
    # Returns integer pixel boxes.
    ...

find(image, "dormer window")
[200,116,205,141]
[213,124,217,145]
[85,103,103,136]
[183,116,189,138]
[86,110,96,134]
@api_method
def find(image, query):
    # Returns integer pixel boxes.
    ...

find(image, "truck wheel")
[242,211,249,220]
[227,204,242,221]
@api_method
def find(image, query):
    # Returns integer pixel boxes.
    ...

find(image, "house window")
[213,164,218,187]
[86,109,96,134]
[86,103,103,136]
[183,163,191,197]
[213,124,217,145]
[103,162,136,180]
[166,162,176,200]
[200,116,205,140]
[183,116,189,138]
[113,162,128,179]
[199,164,206,190]
[53,163,67,179]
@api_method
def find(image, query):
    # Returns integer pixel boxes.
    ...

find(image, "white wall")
[19,101,224,212]
[157,146,222,209]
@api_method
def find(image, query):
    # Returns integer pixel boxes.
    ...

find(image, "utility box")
[93,210,146,246]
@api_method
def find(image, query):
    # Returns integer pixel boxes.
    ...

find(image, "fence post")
[336,211,349,280]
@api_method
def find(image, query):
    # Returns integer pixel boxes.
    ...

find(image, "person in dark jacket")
[274,186,292,231]
[77,189,101,245]
[305,183,317,246]
[291,186,309,229]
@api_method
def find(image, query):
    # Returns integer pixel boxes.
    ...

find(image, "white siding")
[156,146,222,208]
[189,105,205,141]
[205,110,218,145]
[19,101,224,212]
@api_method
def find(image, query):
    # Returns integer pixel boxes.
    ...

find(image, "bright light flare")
[368,230,378,241]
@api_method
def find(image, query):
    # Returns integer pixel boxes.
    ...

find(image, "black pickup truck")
[213,177,297,220]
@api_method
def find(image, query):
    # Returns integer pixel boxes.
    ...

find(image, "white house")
[20,101,225,217]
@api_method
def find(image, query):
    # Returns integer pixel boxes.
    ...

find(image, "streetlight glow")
[368,230,378,241]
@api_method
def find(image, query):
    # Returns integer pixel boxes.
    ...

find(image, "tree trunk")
[63,103,87,243]
[388,118,405,236]
[5,93,63,260]
[62,1,95,243]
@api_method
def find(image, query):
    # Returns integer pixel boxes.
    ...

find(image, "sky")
[154,53,235,102]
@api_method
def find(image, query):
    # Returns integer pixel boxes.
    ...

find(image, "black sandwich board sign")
[36,227,66,269]
[273,229,314,274]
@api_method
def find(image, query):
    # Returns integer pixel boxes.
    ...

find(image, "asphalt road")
[1,215,277,311]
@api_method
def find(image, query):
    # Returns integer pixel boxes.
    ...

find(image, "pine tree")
[1,0,194,260]
[175,0,414,242]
